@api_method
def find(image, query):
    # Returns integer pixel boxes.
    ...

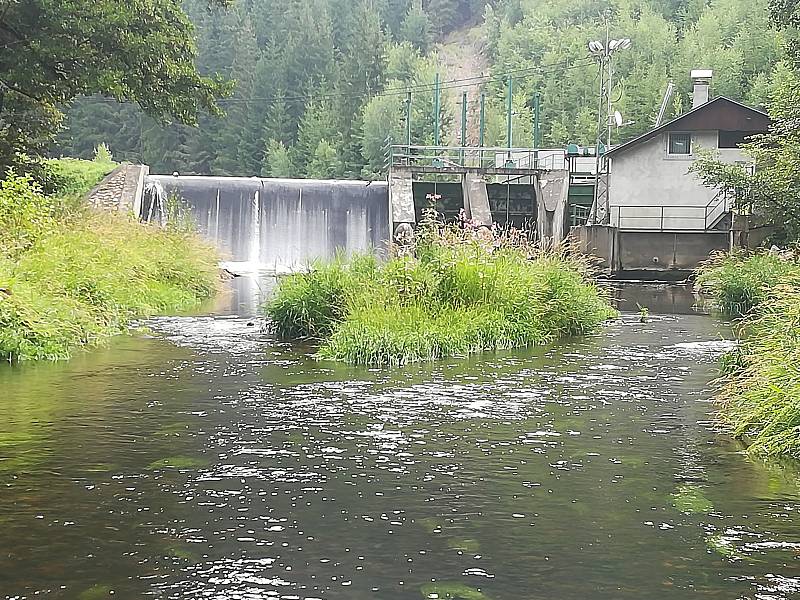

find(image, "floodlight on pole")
[587,28,631,225]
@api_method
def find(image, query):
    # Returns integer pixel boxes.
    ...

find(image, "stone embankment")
[86,163,149,215]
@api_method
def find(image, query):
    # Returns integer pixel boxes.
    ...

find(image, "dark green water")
[1,283,799,599]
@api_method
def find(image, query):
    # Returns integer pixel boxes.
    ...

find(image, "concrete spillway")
[143,176,390,272]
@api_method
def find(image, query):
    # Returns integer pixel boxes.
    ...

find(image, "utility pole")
[461,91,468,163]
[532,92,542,149]
[479,92,486,148]
[587,22,631,225]
[506,75,514,152]
[433,73,441,147]
[405,91,412,148]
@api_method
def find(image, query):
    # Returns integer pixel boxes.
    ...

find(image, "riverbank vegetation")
[0,156,219,362]
[697,252,800,458]
[266,221,616,365]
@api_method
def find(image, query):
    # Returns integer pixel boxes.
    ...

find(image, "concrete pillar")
[389,167,416,249]
[462,170,492,226]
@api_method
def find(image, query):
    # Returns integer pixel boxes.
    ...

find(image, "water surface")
[1,284,798,599]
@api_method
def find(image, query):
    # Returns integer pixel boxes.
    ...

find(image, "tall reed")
[695,251,799,316]
[697,251,800,458]
[266,222,616,365]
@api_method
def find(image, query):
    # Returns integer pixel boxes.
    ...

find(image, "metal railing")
[704,192,728,230]
[611,203,730,231]
[389,145,564,172]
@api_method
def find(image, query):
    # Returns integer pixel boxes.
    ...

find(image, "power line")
[218,58,595,105]
[78,57,596,109]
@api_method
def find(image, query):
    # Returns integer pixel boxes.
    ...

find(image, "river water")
[1,282,799,600]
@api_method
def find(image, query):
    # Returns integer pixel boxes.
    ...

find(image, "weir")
[142,176,390,272]
[138,147,564,273]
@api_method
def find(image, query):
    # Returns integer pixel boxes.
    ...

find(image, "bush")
[265,225,616,365]
[0,171,55,259]
[697,251,800,458]
[695,251,800,315]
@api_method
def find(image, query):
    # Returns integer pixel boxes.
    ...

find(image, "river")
[1,281,799,599]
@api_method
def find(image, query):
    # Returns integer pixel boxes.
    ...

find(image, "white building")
[605,75,771,232]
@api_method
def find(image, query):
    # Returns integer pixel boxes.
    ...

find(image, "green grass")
[697,251,800,458]
[0,162,219,362]
[695,251,800,316]
[47,156,116,200]
[266,227,617,365]
[716,282,800,458]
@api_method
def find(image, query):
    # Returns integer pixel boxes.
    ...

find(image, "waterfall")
[143,180,167,225]
[249,190,261,268]
[142,176,390,274]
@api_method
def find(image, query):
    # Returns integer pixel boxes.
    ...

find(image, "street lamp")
[588,36,631,147]
[587,34,631,225]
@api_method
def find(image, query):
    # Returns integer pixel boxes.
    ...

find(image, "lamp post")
[588,31,631,224]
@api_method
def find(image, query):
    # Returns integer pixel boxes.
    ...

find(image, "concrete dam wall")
[144,176,390,272]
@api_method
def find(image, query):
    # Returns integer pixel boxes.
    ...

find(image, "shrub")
[265,225,616,365]
[0,171,55,259]
[695,251,800,315]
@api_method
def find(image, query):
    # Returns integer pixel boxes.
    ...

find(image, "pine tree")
[262,139,295,177]
[295,101,341,173]
[400,1,433,52]
[214,10,260,174]
[307,140,342,179]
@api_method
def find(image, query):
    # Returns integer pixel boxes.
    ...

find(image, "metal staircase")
[704,189,733,231]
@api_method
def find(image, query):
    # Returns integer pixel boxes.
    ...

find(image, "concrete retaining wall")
[571,225,618,274]
[572,225,732,277]
[617,230,729,272]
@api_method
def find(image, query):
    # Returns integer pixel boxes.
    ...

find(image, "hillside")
[54,0,781,177]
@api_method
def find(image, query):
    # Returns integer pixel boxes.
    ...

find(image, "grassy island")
[266,222,616,365]
[0,155,219,362]
[697,252,800,458]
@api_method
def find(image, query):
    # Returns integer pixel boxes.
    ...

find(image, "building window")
[668,132,692,155]
[719,130,750,148]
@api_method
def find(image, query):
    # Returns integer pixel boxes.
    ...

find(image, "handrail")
[390,144,559,172]
[611,204,731,232]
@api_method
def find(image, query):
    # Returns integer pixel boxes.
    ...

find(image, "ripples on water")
[0,283,799,600]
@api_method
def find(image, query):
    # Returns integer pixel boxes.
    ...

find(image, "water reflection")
[1,286,798,600]
[606,282,709,315]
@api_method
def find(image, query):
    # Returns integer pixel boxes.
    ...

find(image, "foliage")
[267,254,379,339]
[265,222,616,365]
[51,0,783,177]
[262,140,294,178]
[0,213,219,362]
[717,283,800,458]
[0,0,231,171]
[690,0,800,244]
[45,151,117,205]
[0,172,55,259]
[400,1,434,53]
[486,0,777,147]
[697,251,800,458]
[0,164,218,362]
[695,251,800,315]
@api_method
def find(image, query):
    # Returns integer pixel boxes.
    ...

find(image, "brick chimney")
[691,69,713,108]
